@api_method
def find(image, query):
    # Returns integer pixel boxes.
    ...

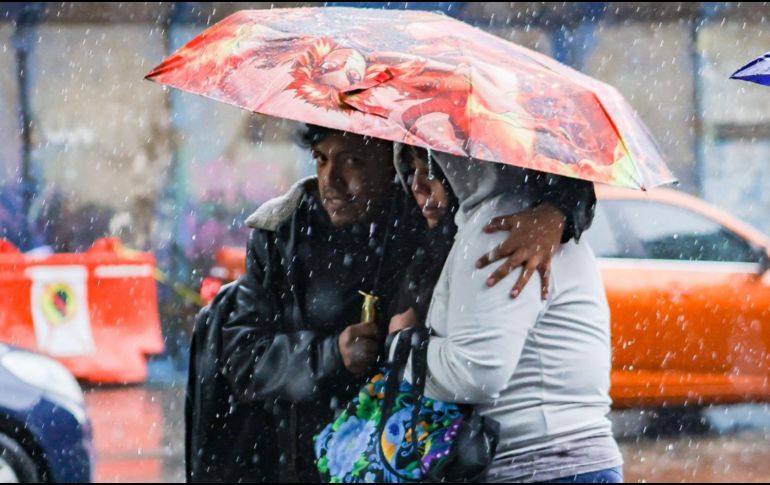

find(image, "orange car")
[207,188,770,409]
[586,187,770,409]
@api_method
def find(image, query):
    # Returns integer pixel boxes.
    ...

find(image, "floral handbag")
[314,327,498,483]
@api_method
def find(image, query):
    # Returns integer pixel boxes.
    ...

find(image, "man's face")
[312,133,394,227]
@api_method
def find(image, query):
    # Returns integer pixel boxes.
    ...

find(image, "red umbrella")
[146,7,676,190]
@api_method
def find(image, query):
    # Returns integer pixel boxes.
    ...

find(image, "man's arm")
[218,229,354,404]
[475,174,596,298]
[535,174,597,243]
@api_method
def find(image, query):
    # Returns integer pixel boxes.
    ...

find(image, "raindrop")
[427,147,435,181]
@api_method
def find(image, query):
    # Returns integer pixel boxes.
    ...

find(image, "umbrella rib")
[589,92,645,189]
[442,27,474,159]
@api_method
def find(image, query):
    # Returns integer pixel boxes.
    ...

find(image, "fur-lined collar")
[245,176,317,231]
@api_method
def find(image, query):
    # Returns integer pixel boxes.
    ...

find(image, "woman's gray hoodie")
[419,151,617,460]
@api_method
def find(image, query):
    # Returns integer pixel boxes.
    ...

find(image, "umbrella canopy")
[146,7,676,190]
[731,52,770,87]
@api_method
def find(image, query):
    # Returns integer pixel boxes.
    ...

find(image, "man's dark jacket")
[185,178,424,482]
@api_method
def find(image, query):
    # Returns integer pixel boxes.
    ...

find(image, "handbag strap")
[408,326,432,478]
[380,328,416,426]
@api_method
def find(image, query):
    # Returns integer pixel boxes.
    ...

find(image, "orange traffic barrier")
[0,237,164,384]
[200,247,247,305]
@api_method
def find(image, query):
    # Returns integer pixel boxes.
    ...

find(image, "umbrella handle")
[359,291,380,325]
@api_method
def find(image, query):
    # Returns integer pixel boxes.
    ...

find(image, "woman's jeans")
[542,466,624,483]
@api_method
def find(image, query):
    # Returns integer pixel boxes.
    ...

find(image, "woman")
[388,145,458,326]
[390,145,623,484]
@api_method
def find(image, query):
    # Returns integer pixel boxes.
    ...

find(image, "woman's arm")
[423,231,545,404]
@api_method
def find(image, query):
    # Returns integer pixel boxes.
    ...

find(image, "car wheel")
[0,433,41,483]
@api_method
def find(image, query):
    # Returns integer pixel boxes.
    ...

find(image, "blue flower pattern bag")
[314,328,497,483]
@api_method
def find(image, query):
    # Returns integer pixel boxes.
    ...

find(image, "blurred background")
[0,2,769,483]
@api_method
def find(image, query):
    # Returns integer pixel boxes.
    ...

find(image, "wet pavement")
[84,385,770,483]
[621,431,770,482]
[85,385,185,483]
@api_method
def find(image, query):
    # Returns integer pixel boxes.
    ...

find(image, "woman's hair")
[398,145,453,189]
[399,145,426,170]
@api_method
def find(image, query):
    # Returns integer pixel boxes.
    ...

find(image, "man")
[185,125,595,483]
